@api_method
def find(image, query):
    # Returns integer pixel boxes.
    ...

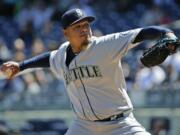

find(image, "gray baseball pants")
[65,113,151,135]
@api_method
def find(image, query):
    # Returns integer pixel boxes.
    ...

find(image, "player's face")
[63,20,92,52]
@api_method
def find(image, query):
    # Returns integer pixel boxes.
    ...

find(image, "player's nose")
[81,28,87,33]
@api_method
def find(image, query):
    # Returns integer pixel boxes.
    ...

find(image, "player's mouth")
[80,32,89,37]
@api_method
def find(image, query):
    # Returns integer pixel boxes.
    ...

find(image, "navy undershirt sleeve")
[19,52,50,71]
[133,26,172,43]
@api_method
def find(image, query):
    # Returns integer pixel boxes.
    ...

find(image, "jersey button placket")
[73,82,88,120]
[78,84,93,120]
[80,86,97,120]
[74,59,95,121]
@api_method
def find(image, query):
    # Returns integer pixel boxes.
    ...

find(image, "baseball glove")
[140,38,180,67]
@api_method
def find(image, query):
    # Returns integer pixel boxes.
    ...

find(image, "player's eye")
[83,23,89,28]
[72,22,89,32]
[73,25,81,31]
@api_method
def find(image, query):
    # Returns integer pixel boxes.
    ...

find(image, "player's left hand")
[140,35,180,67]
[165,32,180,54]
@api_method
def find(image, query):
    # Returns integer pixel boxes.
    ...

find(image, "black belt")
[94,113,124,122]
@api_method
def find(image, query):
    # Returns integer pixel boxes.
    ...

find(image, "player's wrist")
[19,61,25,71]
[164,32,177,40]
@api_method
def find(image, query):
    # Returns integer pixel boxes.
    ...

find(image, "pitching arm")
[0,52,51,79]
[19,52,50,71]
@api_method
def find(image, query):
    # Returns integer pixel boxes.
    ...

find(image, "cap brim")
[70,16,95,27]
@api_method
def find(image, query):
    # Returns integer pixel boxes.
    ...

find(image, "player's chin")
[81,38,90,46]
[81,35,89,42]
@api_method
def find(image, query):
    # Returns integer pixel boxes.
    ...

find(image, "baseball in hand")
[4,68,13,78]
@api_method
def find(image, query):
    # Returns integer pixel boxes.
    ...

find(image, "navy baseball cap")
[61,8,95,29]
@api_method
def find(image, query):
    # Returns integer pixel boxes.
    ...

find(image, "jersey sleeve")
[49,50,62,79]
[98,28,142,61]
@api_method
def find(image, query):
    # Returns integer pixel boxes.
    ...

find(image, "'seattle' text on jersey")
[64,65,102,85]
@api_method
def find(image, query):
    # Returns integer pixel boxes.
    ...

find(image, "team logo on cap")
[76,9,83,16]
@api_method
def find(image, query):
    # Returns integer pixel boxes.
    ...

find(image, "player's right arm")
[0,51,51,79]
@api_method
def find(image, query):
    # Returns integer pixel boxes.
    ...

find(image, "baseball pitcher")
[1,8,179,135]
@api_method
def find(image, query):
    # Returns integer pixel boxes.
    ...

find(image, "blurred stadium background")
[0,0,180,135]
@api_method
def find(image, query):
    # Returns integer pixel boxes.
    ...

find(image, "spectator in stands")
[0,38,12,63]
[0,125,9,135]
[15,1,33,31]
[140,5,163,26]
[19,21,35,54]
[135,66,166,91]
[31,0,53,30]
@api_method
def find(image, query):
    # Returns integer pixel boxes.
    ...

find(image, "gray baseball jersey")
[50,28,142,121]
